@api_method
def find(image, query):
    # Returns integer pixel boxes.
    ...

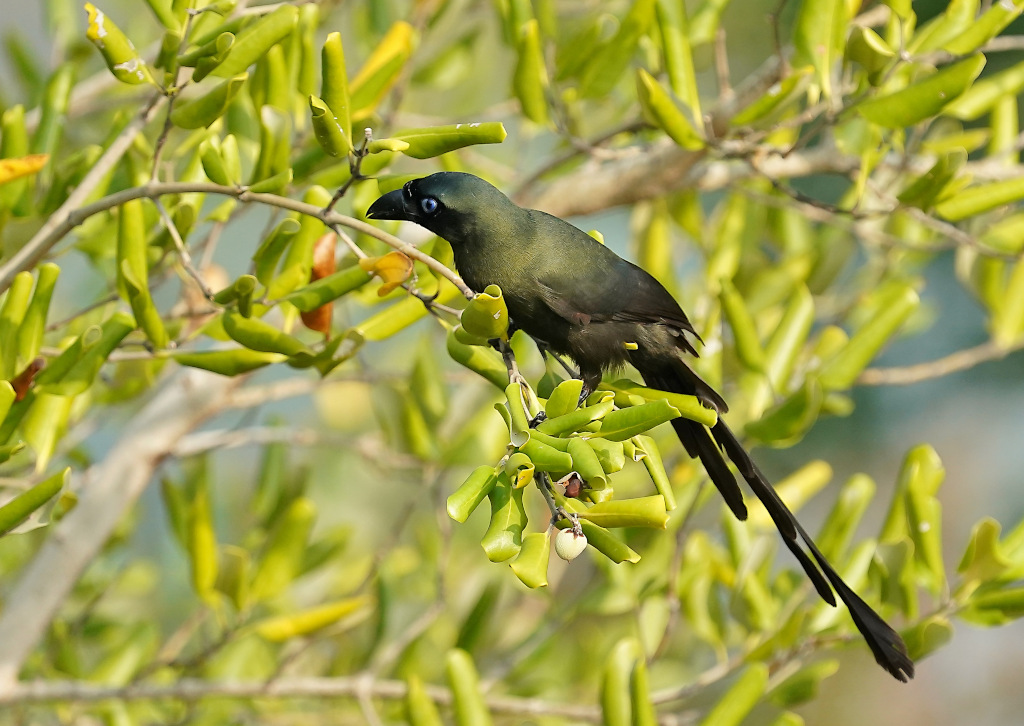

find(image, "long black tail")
[642,365,914,682]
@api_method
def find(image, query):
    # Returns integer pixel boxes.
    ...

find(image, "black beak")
[366,189,413,221]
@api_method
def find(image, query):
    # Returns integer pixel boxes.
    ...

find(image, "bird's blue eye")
[420,197,439,215]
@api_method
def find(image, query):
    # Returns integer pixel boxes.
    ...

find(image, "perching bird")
[367,171,914,681]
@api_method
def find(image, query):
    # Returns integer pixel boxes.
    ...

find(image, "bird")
[367,171,914,681]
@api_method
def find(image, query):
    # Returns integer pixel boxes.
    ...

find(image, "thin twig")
[858,339,1024,386]
[0,675,605,722]
[0,93,166,294]
[154,198,214,299]
[5,180,475,299]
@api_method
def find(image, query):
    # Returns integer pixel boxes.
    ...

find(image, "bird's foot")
[576,385,592,408]
[528,411,547,428]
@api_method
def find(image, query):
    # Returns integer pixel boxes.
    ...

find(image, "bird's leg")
[538,343,580,380]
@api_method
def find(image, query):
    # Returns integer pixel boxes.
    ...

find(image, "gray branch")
[0,369,242,692]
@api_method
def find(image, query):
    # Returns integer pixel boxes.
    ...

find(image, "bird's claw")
[528,411,548,428]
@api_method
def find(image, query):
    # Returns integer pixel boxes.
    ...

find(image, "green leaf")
[855,55,986,128]
[817,285,919,390]
[568,436,608,489]
[84,3,154,85]
[391,122,507,159]
[769,660,839,708]
[601,638,641,726]
[576,495,669,528]
[283,265,372,312]
[897,149,967,209]
[745,379,823,445]
[606,380,718,428]
[733,68,812,126]
[510,531,551,588]
[720,279,766,372]
[480,474,526,562]
[544,378,584,419]
[186,472,219,603]
[579,0,656,98]
[462,284,510,340]
[308,95,352,157]
[943,0,1024,54]
[350,21,415,119]
[221,312,309,357]
[406,674,444,726]
[445,649,493,726]
[250,497,316,601]
[945,59,1024,120]
[446,332,508,390]
[633,434,675,510]
[252,596,370,641]
[636,68,703,149]
[171,74,247,129]
[171,348,285,375]
[597,398,683,441]
[513,19,549,124]
[212,5,298,77]
[901,614,953,659]
[519,437,574,476]
[958,517,1012,583]
[935,176,1024,222]
[699,663,769,726]
[656,0,702,126]
[536,396,615,435]
[0,467,68,536]
[321,31,352,143]
[794,0,849,99]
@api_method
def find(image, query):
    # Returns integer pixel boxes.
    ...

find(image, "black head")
[366,172,518,245]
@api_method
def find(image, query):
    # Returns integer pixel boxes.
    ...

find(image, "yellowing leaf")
[349,21,415,118]
[0,154,48,186]
[358,251,413,296]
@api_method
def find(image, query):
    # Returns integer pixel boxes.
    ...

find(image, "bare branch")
[0,676,604,723]
[0,369,242,692]
[858,339,1024,386]
[4,180,475,300]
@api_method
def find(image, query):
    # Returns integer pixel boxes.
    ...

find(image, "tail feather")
[640,364,914,682]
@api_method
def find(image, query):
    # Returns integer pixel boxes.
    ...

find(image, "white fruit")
[554,528,587,561]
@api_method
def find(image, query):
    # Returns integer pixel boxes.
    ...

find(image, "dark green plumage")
[368,171,914,682]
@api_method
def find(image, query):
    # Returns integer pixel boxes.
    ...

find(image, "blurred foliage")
[1,0,1024,723]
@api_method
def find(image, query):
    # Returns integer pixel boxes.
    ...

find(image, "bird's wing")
[536,262,699,339]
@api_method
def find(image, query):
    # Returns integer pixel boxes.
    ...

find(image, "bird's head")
[366,171,515,245]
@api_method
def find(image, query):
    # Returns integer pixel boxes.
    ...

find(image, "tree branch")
[0,369,243,692]
[2,181,474,300]
[858,338,1024,386]
[0,675,606,723]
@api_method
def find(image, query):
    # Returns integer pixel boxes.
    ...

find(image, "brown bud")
[301,233,337,334]
[11,358,45,401]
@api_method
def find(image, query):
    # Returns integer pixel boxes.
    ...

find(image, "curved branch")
[858,339,1024,386]
[513,142,861,218]
[6,181,474,300]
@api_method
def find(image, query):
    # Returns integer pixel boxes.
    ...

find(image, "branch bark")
[0,675,606,723]
[0,369,242,692]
